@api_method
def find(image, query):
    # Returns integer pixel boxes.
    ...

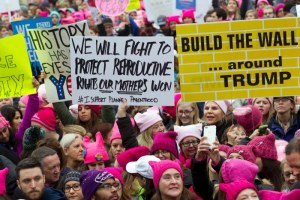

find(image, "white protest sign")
[70,37,174,106]
[28,21,90,103]
[143,0,174,22]
[0,0,20,13]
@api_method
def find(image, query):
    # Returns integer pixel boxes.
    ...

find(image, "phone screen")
[203,125,217,146]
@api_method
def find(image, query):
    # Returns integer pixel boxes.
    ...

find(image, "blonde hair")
[137,127,154,148]
[63,124,86,137]
[245,9,257,19]
[175,101,200,126]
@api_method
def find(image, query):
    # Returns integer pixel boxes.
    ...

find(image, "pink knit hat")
[20,95,43,107]
[166,15,181,25]
[221,159,258,183]
[0,168,8,195]
[182,9,195,21]
[274,3,285,14]
[219,179,257,200]
[103,167,124,185]
[275,139,288,161]
[227,145,256,164]
[0,113,10,129]
[248,134,278,160]
[162,93,181,118]
[134,107,162,132]
[31,107,56,131]
[257,0,270,7]
[69,104,78,118]
[259,189,300,200]
[205,100,231,114]
[149,160,183,189]
[83,132,109,164]
[174,123,202,144]
[110,117,135,144]
[72,11,85,21]
[233,105,262,132]
[150,131,179,158]
[116,146,150,170]
[219,144,231,154]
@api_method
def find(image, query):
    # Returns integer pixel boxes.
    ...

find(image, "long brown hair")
[151,187,196,200]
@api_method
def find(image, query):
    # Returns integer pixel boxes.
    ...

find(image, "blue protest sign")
[176,0,196,10]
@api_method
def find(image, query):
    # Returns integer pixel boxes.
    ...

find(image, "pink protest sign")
[95,0,129,16]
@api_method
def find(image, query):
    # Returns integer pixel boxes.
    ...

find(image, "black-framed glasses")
[181,139,200,148]
[64,184,81,192]
[154,150,169,156]
[99,181,121,191]
[178,109,194,116]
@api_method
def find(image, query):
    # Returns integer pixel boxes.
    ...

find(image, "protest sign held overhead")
[70,37,174,106]
[0,34,36,98]
[28,21,90,103]
[95,0,129,16]
[176,18,300,102]
[11,18,52,76]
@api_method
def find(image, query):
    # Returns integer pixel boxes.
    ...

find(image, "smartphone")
[203,125,217,146]
[258,125,268,135]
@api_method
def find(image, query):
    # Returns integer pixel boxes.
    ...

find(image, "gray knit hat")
[64,170,81,184]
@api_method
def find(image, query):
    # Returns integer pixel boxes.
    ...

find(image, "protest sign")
[28,21,90,103]
[126,0,140,11]
[176,0,196,10]
[176,18,300,102]
[0,34,36,98]
[11,18,52,76]
[0,0,20,13]
[95,0,129,16]
[143,0,174,22]
[70,37,174,106]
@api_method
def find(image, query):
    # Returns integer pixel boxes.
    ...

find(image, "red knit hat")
[248,134,278,160]
[31,107,56,131]
[116,146,150,170]
[150,131,179,158]
[227,145,256,164]
[79,104,102,116]
[83,132,109,164]
[233,105,262,132]
[149,160,183,189]
[219,179,257,200]
[259,189,300,200]
[103,167,124,185]
[162,93,181,119]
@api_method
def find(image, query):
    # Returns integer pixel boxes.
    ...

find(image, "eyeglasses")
[274,98,291,103]
[0,127,7,134]
[181,139,200,148]
[178,109,193,115]
[99,181,121,191]
[64,184,81,192]
[154,150,169,156]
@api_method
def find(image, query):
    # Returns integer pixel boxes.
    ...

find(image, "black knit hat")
[23,126,46,151]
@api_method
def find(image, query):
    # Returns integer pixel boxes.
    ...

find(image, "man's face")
[42,154,61,183]
[104,25,113,36]
[286,152,300,181]
[263,8,274,18]
[17,167,45,200]
[93,178,122,200]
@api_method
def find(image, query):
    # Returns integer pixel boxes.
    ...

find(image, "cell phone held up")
[203,125,217,147]
[258,125,268,135]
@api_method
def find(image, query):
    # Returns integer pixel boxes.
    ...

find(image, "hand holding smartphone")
[203,125,217,147]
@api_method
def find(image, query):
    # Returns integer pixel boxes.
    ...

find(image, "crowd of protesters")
[1,0,300,200]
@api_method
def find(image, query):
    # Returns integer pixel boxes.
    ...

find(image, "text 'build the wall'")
[176,18,300,102]
[70,36,174,106]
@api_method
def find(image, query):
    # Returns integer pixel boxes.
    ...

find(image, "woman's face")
[0,127,9,143]
[51,15,59,26]
[87,160,105,170]
[204,101,225,125]
[65,138,84,162]
[169,21,177,31]
[151,121,166,134]
[283,163,297,187]
[236,189,259,200]
[227,0,238,13]
[12,111,22,130]
[177,103,195,125]
[159,168,183,199]
[154,149,172,160]
[18,101,26,115]
[64,181,84,200]
[183,17,193,24]
[110,139,125,158]
[228,152,244,160]
[273,98,294,114]
[277,8,284,18]
[245,12,255,20]
[180,136,199,158]
[227,127,246,145]
[253,98,271,116]
[78,105,92,122]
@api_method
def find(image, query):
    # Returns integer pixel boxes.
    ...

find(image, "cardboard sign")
[70,37,174,106]
[0,34,36,98]
[0,0,20,13]
[95,0,129,16]
[126,0,140,11]
[11,18,52,76]
[28,21,90,103]
[176,18,300,102]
